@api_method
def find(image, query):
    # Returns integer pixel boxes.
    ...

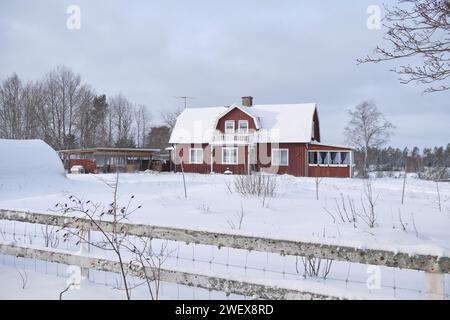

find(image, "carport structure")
[58,147,161,173]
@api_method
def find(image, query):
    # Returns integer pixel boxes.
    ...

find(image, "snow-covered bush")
[418,167,448,181]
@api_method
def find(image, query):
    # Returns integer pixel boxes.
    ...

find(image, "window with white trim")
[225,120,235,133]
[308,151,351,166]
[272,149,289,166]
[189,148,203,164]
[319,152,329,165]
[340,152,350,165]
[330,152,340,165]
[238,120,249,133]
[308,151,318,165]
[222,147,238,165]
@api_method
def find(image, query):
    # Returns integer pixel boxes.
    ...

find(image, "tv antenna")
[174,96,196,109]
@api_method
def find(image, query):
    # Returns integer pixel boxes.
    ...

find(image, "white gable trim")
[213,104,261,131]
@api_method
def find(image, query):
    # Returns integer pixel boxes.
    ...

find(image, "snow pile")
[0,139,67,197]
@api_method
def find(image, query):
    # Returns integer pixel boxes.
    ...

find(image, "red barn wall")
[174,144,211,174]
[212,146,248,174]
[257,143,307,177]
[174,144,249,174]
[172,142,353,178]
[307,144,353,178]
[307,166,351,178]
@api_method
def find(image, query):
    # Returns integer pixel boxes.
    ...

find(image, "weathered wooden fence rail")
[1,209,448,273]
[0,208,448,299]
[0,242,340,300]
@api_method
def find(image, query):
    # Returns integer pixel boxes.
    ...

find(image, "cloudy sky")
[0,0,448,149]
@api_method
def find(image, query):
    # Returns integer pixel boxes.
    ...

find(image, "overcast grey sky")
[0,0,448,149]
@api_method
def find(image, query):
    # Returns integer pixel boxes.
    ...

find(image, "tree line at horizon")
[0,66,181,151]
[353,145,450,176]
[0,66,448,177]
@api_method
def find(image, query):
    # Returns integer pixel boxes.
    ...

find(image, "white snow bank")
[0,139,65,177]
[0,139,67,197]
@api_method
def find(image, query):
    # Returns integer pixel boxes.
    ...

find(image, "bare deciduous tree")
[344,101,395,177]
[0,66,150,151]
[53,172,169,300]
[161,107,183,132]
[0,74,23,139]
[54,172,138,299]
[109,94,135,148]
[358,0,450,93]
[134,104,151,148]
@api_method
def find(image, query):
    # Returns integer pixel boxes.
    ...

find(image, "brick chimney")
[241,96,253,107]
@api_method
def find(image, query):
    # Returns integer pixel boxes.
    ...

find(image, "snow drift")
[0,139,67,198]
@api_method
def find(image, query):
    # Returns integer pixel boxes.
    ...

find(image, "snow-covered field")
[1,172,449,256]
[1,169,449,299]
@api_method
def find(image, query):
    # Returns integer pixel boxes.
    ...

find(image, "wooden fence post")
[425,272,445,300]
[79,228,90,279]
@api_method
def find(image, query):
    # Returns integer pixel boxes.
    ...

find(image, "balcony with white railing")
[211,132,254,145]
[210,130,277,145]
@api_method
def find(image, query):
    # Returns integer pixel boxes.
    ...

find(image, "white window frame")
[222,147,238,165]
[189,148,203,164]
[271,148,289,166]
[339,151,351,166]
[225,120,235,134]
[308,151,318,165]
[318,151,329,166]
[238,120,249,133]
[308,150,351,167]
[329,151,340,166]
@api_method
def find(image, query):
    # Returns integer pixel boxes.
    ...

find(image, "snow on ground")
[0,263,245,300]
[1,171,450,299]
[0,171,449,257]
[0,264,127,300]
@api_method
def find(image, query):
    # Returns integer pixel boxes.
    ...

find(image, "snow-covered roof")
[213,104,261,130]
[169,106,226,144]
[169,103,317,144]
[309,141,353,150]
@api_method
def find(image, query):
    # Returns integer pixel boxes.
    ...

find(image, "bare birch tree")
[0,74,23,139]
[344,101,395,177]
[134,105,151,148]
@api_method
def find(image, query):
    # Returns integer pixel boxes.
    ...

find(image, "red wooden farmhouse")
[168,96,353,177]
